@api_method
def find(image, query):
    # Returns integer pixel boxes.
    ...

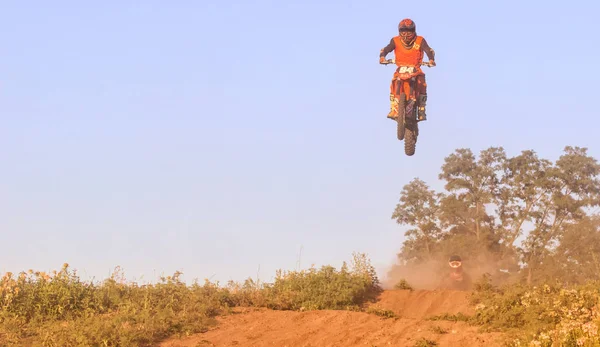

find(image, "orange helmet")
[398,18,417,46]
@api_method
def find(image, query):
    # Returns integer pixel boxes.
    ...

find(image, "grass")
[427,312,471,322]
[0,253,381,346]
[430,325,448,334]
[413,337,438,347]
[366,307,397,319]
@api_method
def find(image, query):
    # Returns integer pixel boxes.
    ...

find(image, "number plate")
[398,66,414,73]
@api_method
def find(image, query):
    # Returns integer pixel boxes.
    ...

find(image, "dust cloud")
[382,251,515,290]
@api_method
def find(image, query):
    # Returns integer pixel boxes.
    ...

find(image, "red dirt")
[367,289,475,319]
[160,290,505,347]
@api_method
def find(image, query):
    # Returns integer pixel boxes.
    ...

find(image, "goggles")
[449,261,462,268]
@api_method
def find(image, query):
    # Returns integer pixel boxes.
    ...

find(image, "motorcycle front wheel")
[404,100,418,156]
[397,93,406,141]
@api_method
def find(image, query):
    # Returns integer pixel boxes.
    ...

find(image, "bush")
[394,279,414,291]
[0,253,382,346]
[237,252,382,311]
[0,264,233,346]
[469,280,600,346]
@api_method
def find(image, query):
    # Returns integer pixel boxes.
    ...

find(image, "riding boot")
[387,93,398,120]
[417,94,427,121]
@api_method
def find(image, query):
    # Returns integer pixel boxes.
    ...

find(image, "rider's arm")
[380,38,395,57]
[421,38,435,61]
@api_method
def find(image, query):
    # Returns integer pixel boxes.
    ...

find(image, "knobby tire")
[397,94,406,141]
[404,99,417,156]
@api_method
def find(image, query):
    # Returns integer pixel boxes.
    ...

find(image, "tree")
[434,147,509,273]
[494,150,554,270]
[391,178,442,263]
[438,147,506,242]
[390,146,600,286]
[539,216,600,283]
[521,146,600,284]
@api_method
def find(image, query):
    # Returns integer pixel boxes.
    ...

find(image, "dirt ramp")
[161,308,503,347]
[368,289,474,319]
[160,290,494,347]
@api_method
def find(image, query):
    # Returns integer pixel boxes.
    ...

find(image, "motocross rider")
[443,255,472,290]
[379,18,436,121]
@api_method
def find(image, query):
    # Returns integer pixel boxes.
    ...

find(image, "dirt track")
[161,290,505,347]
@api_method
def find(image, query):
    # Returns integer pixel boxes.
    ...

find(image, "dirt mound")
[368,289,474,318]
[160,290,503,347]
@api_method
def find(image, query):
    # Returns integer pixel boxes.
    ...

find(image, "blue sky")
[1,0,599,284]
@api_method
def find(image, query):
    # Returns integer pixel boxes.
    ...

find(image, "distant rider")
[439,255,472,291]
[379,18,436,121]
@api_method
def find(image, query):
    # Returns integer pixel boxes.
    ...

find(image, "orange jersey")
[380,35,435,68]
[392,36,424,67]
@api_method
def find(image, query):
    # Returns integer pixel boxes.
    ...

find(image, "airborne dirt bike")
[382,59,434,156]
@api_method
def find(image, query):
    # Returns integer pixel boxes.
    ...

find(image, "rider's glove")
[429,60,436,67]
[379,56,386,64]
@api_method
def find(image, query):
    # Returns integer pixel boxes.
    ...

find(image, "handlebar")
[381,59,435,67]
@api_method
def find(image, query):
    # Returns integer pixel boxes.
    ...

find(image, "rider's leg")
[417,75,427,121]
[387,79,398,120]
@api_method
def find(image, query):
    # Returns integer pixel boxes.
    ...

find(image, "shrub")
[0,253,382,346]
[469,280,600,346]
[0,265,233,346]
[394,279,414,291]
[257,252,381,311]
